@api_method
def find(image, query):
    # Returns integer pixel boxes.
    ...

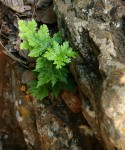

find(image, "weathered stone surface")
[60,89,82,113]
[0,45,27,150]
[35,100,82,150]
[35,5,57,24]
[53,0,125,149]
[0,44,103,149]
[0,1,104,149]
[1,0,31,13]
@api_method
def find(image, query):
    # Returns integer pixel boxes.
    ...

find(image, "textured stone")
[1,0,31,13]
[0,45,27,150]
[60,89,82,113]
[53,0,125,149]
[35,5,57,24]
[0,44,102,149]
[3,0,125,149]
[35,101,83,150]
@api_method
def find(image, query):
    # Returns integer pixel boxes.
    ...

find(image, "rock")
[0,141,3,150]
[35,5,57,24]
[0,45,103,149]
[35,101,82,150]
[1,0,31,13]
[21,70,36,84]
[60,89,82,113]
[0,0,115,149]
[0,48,27,149]
[26,0,35,5]
[0,2,7,25]
[37,0,53,8]
[53,0,125,149]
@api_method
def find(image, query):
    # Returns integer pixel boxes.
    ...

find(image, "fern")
[29,81,49,99]
[18,19,77,100]
[44,41,77,69]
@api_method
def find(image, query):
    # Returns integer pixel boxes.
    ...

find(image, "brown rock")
[60,89,82,113]
[35,5,57,24]
[0,44,103,149]
[21,70,36,84]
[0,50,27,150]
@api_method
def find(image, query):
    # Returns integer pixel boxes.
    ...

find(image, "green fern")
[18,19,77,100]
[44,41,77,69]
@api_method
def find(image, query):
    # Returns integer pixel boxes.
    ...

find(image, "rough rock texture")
[53,0,125,149]
[0,45,27,149]
[0,44,103,149]
[0,1,104,149]
[2,0,125,149]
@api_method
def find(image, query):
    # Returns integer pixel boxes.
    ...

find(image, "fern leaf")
[53,32,63,44]
[44,41,77,69]
[37,69,51,87]
[38,25,50,37]
[37,68,58,87]
[36,57,49,69]
[50,82,64,97]
[28,47,43,57]
[20,40,30,50]
[29,81,48,99]
[27,19,37,32]
[18,20,27,32]
[18,20,77,100]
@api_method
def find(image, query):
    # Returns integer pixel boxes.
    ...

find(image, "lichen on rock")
[53,0,125,149]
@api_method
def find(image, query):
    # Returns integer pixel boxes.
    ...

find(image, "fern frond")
[18,19,77,100]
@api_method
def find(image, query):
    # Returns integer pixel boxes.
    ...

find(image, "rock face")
[0,45,27,149]
[0,1,104,149]
[2,0,125,149]
[53,0,125,149]
[0,44,103,149]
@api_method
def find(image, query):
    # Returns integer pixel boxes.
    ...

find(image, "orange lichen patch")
[21,85,26,92]
[25,95,31,102]
[20,106,30,116]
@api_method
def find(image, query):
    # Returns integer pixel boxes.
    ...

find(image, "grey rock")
[37,0,53,8]
[53,0,125,149]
